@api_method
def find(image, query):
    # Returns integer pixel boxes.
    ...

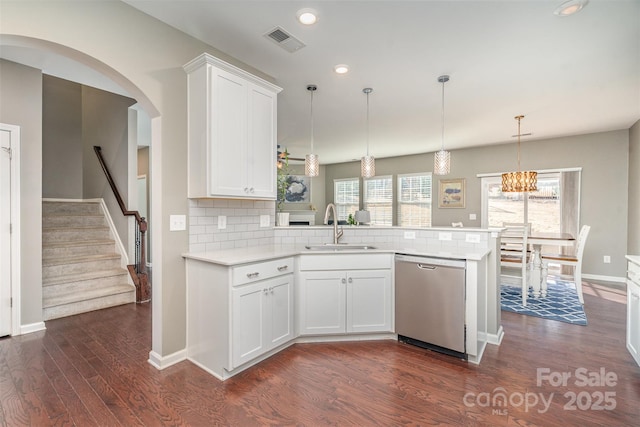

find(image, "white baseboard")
[486,326,504,345]
[20,321,46,335]
[583,273,626,284]
[148,349,187,370]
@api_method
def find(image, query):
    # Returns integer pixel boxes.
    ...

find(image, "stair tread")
[43,268,129,286]
[43,239,115,248]
[43,284,134,308]
[43,225,109,231]
[43,253,121,266]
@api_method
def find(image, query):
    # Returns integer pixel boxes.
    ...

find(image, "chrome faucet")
[324,203,344,244]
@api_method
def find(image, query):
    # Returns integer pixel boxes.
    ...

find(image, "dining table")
[502,232,576,298]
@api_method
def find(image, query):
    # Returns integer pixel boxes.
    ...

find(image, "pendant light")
[501,115,538,192]
[304,84,319,177]
[434,75,451,175]
[361,88,375,178]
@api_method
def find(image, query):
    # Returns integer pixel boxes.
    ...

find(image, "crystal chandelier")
[501,115,537,192]
[434,75,451,175]
[361,88,375,178]
[304,84,319,177]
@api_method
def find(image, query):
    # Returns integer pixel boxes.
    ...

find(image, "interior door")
[0,127,12,337]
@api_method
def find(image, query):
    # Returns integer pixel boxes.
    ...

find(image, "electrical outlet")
[260,215,270,227]
[404,231,416,240]
[604,255,611,264]
[469,213,477,220]
[466,234,481,243]
[169,215,186,231]
[439,232,452,241]
[218,215,227,230]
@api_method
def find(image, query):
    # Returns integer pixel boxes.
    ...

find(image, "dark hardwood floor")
[1,281,639,426]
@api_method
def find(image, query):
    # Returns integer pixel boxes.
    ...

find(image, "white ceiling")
[123,0,639,164]
[3,1,639,165]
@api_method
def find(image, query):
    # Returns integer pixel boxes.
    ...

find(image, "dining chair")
[541,225,591,304]
[500,224,532,306]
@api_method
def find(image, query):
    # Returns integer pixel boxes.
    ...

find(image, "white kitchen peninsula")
[183,228,499,380]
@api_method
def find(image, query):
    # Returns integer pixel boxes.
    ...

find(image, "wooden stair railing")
[94,146,150,303]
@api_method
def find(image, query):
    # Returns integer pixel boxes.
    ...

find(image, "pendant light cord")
[441,79,445,152]
[310,89,314,154]
[366,90,370,156]
[516,115,523,171]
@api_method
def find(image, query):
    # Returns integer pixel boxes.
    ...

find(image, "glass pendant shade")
[361,155,375,178]
[434,75,451,176]
[434,149,451,175]
[361,88,376,178]
[501,115,538,192]
[501,170,538,192]
[305,153,319,177]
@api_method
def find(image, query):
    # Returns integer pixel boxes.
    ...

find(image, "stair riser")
[43,243,115,259]
[43,258,122,279]
[44,291,135,321]
[43,216,107,228]
[43,202,102,215]
[44,274,130,298]
[43,228,111,243]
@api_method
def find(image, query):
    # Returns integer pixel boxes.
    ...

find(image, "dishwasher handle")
[417,264,437,270]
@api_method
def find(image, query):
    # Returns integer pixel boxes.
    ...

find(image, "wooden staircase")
[42,200,135,320]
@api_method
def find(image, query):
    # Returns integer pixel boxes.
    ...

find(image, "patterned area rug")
[501,278,587,325]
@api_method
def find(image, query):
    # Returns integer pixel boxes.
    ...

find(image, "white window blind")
[397,173,432,227]
[364,176,393,226]
[334,178,359,221]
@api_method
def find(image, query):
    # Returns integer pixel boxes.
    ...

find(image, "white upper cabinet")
[184,53,282,199]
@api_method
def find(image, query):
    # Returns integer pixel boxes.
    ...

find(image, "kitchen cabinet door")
[231,274,294,368]
[347,270,393,333]
[232,281,267,368]
[299,271,346,335]
[268,274,294,348]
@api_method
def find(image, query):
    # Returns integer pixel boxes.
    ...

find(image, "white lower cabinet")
[627,257,640,366]
[298,254,393,336]
[232,274,293,368]
[185,256,294,380]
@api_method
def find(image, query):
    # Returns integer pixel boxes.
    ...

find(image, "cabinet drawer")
[232,257,294,286]
[629,261,640,286]
[298,253,392,271]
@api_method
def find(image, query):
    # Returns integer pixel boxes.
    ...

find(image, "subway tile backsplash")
[188,201,493,253]
[188,199,275,252]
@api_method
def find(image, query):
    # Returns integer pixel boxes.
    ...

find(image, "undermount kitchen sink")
[304,244,377,251]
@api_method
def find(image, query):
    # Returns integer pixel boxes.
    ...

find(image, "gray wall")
[43,75,83,198]
[82,84,136,250]
[42,76,136,250]
[629,119,640,255]
[0,59,43,325]
[325,130,630,278]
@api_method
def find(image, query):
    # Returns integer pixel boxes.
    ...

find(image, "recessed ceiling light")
[554,0,589,17]
[297,8,318,25]
[334,64,349,74]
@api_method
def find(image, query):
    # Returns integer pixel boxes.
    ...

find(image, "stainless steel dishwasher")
[395,254,466,358]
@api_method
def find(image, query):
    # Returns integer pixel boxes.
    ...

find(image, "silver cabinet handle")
[249,187,255,193]
[247,272,259,279]
[277,265,288,272]
[348,277,353,283]
[341,278,346,284]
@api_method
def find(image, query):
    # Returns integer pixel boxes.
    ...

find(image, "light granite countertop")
[183,243,491,266]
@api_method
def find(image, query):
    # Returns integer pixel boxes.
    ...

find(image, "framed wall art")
[438,178,465,208]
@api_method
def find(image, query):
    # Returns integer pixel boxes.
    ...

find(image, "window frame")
[397,172,432,227]
[363,175,393,226]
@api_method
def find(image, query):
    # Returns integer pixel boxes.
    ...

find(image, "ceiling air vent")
[264,26,306,53]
